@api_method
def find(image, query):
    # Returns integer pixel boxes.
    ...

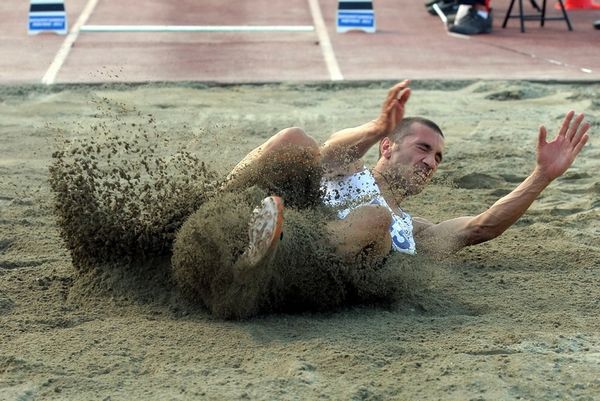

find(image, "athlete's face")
[380,123,444,196]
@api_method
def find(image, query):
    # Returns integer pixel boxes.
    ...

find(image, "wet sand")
[1,80,599,400]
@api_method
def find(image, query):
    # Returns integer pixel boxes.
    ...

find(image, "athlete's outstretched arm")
[414,111,591,255]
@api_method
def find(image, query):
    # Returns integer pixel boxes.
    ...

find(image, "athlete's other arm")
[413,111,590,255]
[320,80,412,176]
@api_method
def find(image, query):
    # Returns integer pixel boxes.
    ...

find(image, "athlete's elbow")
[466,223,506,246]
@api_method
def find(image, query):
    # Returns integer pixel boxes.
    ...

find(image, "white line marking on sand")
[80,25,315,32]
[41,0,100,85]
[307,0,343,81]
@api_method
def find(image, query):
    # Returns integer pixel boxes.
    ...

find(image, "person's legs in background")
[425,0,459,17]
[449,0,493,35]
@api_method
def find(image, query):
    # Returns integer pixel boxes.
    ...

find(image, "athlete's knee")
[368,206,393,233]
[347,205,392,233]
[273,127,319,150]
[339,205,392,260]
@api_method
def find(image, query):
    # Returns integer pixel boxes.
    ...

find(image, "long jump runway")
[2,0,600,83]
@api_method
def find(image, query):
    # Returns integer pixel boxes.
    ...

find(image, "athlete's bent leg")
[223,127,320,191]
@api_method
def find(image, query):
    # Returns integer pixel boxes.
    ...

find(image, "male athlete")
[172,80,590,318]
[224,80,590,264]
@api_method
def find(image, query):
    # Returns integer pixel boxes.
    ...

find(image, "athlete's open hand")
[536,111,590,181]
[373,80,411,136]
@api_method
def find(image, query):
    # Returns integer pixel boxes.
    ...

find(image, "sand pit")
[1,81,599,400]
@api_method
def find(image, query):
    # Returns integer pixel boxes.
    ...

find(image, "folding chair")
[502,0,573,32]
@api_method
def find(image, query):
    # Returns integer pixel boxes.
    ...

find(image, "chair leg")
[518,0,525,32]
[540,0,546,27]
[503,0,517,28]
[556,0,573,31]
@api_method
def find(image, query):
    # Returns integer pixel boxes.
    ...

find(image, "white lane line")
[471,39,594,75]
[307,0,343,81]
[81,25,315,32]
[42,0,100,85]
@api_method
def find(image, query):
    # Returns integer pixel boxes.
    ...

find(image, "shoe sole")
[448,21,492,35]
[237,196,284,270]
[449,27,491,35]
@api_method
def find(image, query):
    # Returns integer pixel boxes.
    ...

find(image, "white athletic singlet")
[321,169,416,255]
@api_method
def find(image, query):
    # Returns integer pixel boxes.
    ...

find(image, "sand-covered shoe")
[236,196,284,271]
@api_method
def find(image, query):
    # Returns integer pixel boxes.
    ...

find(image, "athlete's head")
[376,117,445,196]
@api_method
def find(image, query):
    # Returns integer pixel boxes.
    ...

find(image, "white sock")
[477,10,489,18]
[455,5,471,22]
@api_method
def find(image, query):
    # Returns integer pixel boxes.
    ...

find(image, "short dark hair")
[390,117,444,144]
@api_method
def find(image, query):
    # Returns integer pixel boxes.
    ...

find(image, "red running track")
[2,0,600,84]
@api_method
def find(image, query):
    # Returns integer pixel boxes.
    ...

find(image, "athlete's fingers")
[387,80,410,104]
[566,113,585,142]
[397,88,411,106]
[558,110,575,137]
[538,125,547,149]
[572,133,589,156]
[571,121,590,149]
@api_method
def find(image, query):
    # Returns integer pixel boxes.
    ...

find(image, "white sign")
[337,1,375,33]
[29,0,68,35]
